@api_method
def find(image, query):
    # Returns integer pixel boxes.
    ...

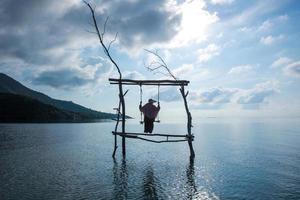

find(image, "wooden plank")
[109,78,189,86]
[110,82,187,86]
[120,135,188,143]
[112,131,192,138]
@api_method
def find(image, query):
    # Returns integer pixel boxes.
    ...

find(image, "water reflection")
[112,158,128,199]
[186,158,197,199]
[112,158,197,200]
[143,166,160,200]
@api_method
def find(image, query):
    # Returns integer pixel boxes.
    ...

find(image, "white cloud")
[277,14,288,22]
[190,87,237,105]
[283,61,300,78]
[238,26,253,33]
[123,71,145,80]
[260,35,284,45]
[271,57,292,68]
[226,1,284,26]
[210,0,234,5]
[188,81,279,109]
[237,81,278,106]
[258,20,272,31]
[173,64,194,77]
[197,43,221,63]
[228,65,254,75]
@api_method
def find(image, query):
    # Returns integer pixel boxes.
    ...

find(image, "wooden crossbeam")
[109,78,189,86]
[133,137,188,143]
[112,131,192,138]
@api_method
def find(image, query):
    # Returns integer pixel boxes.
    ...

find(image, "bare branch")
[84,1,122,78]
[102,16,109,39]
[108,32,118,51]
[185,91,189,97]
[123,89,129,96]
[144,49,177,80]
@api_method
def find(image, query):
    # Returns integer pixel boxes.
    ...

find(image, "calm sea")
[0,118,299,200]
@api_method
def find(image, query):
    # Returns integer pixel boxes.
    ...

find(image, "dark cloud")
[32,57,113,89]
[105,0,181,47]
[0,0,181,68]
[32,69,92,89]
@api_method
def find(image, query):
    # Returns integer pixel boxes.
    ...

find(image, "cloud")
[123,71,145,80]
[228,65,254,75]
[258,20,272,31]
[260,35,284,45]
[271,58,300,78]
[225,0,285,26]
[277,14,288,22]
[101,0,182,50]
[0,0,184,65]
[154,87,181,102]
[283,61,300,78]
[190,87,237,105]
[173,64,194,77]
[237,81,278,105]
[32,57,113,89]
[32,69,92,89]
[197,44,221,63]
[210,0,234,5]
[160,81,279,110]
[271,57,292,68]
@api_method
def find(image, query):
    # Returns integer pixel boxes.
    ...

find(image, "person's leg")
[144,117,149,133]
[149,119,154,133]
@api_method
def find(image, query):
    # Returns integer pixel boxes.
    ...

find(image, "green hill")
[0,93,99,122]
[0,73,117,122]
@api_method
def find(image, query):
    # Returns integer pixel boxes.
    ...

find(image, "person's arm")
[157,102,160,111]
[139,101,143,112]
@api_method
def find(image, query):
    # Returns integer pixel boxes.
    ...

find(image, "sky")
[0,0,300,121]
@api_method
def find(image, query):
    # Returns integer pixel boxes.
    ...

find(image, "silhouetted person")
[139,99,160,133]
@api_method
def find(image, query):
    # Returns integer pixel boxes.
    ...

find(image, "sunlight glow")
[171,0,219,47]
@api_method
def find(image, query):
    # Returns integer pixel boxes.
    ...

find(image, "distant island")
[0,73,119,122]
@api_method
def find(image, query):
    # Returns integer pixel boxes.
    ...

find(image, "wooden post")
[119,81,126,157]
[112,99,121,157]
[180,85,195,159]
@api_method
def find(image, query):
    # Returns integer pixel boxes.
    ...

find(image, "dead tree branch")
[84,1,126,157]
[144,49,177,80]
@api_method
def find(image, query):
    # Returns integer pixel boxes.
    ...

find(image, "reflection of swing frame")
[109,78,195,159]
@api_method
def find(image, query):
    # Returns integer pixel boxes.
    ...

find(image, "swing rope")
[139,84,144,124]
[155,84,160,123]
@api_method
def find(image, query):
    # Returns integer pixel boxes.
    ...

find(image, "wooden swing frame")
[84,1,195,159]
[109,78,195,159]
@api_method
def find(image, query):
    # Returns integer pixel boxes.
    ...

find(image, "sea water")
[0,118,299,199]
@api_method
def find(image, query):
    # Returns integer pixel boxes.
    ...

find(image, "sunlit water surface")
[0,118,300,200]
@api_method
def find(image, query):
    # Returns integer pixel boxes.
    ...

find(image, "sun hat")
[148,98,157,103]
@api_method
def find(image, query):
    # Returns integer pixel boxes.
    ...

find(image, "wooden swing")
[109,78,195,159]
